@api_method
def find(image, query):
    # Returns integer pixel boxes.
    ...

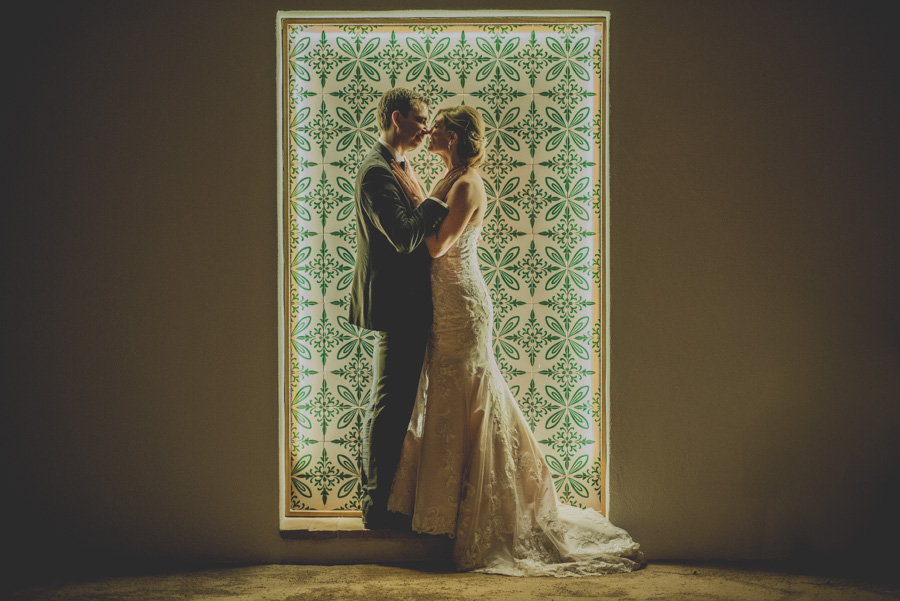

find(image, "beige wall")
[5,0,898,579]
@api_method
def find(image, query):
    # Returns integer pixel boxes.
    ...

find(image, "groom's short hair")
[377,88,429,132]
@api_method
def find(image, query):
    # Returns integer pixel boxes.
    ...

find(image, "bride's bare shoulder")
[447,170,485,214]
[456,167,484,191]
[467,168,486,197]
[449,167,482,193]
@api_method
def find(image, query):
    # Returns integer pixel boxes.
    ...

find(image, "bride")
[386,105,644,577]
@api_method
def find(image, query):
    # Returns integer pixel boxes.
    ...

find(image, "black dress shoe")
[364,510,412,531]
[389,511,413,531]
[362,517,387,530]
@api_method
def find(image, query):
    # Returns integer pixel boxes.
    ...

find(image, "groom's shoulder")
[357,149,390,180]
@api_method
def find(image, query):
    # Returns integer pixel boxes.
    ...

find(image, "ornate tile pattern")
[282,20,606,515]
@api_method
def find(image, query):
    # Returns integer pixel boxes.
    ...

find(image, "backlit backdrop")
[280,17,607,516]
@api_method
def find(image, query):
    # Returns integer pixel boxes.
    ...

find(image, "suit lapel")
[370,142,412,208]
[374,141,394,166]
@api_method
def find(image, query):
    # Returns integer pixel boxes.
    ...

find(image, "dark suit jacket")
[348,143,449,332]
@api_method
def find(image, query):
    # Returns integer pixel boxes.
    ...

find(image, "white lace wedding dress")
[387,224,644,576]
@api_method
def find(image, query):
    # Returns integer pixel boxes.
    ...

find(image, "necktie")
[397,159,407,172]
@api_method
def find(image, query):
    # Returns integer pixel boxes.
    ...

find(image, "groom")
[349,88,457,530]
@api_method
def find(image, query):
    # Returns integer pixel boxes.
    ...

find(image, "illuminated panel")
[281,18,607,515]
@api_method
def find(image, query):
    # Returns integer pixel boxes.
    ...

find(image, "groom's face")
[395,103,430,151]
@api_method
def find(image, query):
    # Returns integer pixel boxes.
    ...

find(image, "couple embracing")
[348,88,643,576]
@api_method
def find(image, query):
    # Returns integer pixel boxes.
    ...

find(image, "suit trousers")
[361,327,428,524]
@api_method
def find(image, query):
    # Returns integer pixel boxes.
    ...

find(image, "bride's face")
[427,115,454,155]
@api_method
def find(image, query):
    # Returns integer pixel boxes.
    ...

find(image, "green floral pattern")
[283,21,606,513]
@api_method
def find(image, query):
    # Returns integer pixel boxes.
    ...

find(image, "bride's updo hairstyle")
[436,105,484,168]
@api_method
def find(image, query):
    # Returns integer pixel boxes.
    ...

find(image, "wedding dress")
[387,223,644,576]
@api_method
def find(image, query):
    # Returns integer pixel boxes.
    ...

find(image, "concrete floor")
[8,562,900,601]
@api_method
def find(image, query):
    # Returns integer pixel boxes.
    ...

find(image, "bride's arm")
[425,179,479,258]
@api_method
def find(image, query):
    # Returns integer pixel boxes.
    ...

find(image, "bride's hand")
[430,165,467,201]
[390,160,425,206]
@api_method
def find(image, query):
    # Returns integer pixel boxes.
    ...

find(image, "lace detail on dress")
[388,224,643,575]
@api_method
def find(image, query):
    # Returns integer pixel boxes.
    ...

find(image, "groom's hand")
[390,159,426,206]
[430,165,467,201]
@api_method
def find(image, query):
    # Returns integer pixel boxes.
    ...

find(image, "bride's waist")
[431,290,491,320]
[431,266,483,285]
[430,309,492,336]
